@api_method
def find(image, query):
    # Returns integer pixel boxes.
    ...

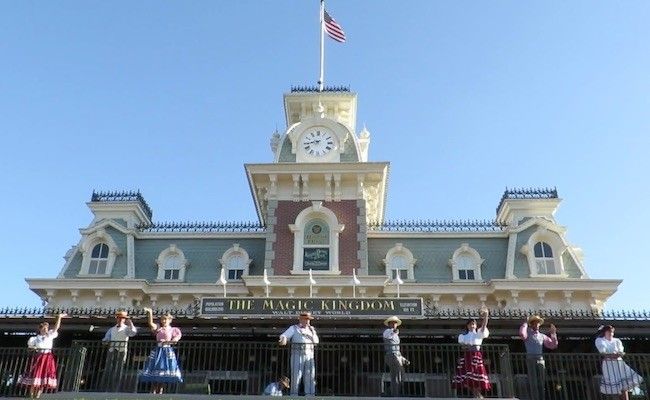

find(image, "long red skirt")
[19,352,58,389]
[452,349,492,391]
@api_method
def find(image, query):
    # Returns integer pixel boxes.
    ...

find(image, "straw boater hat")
[384,316,402,327]
[299,311,314,320]
[115,310,130,319]
[528,315,544,325]
[279,376,290,388]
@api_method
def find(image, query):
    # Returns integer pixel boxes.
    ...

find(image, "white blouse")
[595,337,624,355]
[27,330,58,350]
[458,328,489,346]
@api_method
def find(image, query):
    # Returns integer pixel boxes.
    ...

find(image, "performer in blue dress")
[138,308,183,393]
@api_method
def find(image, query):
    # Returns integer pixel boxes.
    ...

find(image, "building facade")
[26,87,620,316]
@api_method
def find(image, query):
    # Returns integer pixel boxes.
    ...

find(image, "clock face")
[301,129,336,157]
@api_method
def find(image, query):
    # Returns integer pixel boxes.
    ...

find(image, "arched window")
[162,254,182,280]
[534,241,556,274]
[156,245,188,281]
[89,243,109,275]
[220,244,252,281]
[456,253,476,280]
[289,202,344,275]
[449,243,484,281]
[520,227,567,277]
[383,243,416,280]
[79,228,120,276]
[303,219,330,271]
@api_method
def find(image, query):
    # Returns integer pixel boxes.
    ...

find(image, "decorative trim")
[138,221,264,233]
[369,219,505,233]
[91,190,153,220]
[496,187,558,215]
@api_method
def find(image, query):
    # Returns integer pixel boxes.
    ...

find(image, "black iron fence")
[510,352,650,400]
[0,341,648,398]
[0,347,85,398]
[65,341,512,397]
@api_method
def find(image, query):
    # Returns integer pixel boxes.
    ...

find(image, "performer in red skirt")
[452,308,491,398]
[19,313,66,399]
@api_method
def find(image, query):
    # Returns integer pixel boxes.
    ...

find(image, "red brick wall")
[272,200,359,275]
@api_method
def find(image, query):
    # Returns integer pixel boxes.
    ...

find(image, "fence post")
[498,345,515,398]
[69,344,87,392]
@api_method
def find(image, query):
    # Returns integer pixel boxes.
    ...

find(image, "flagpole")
[318,0,325,92]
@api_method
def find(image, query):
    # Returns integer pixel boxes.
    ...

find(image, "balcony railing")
[0,341,648,398]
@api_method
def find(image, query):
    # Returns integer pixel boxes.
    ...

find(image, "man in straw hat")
[279,311,320,396]
[519,315,558,400]
[383,316,409,397]
[101,310,138,392]
[263,375,290,396]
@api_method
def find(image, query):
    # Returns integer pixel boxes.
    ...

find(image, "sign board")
[200,297,423,318]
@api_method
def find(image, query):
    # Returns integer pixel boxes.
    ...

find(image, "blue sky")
[1,1,648,310]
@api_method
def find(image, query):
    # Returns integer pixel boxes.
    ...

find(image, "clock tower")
[246,87,389,285]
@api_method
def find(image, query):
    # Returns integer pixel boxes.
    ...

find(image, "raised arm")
[519,322,529,340]
[543,324,558,350]
[143,308,157,332]
[479,309,489,337]
[52,313,66,333]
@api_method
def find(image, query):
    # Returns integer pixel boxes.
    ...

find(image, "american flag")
[324,10,346,43]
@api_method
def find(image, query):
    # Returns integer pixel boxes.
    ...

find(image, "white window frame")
[156,244,189,282]
[79,229,120,277]
[289,201,344,275]
[383,243,416,281]
[88,243,110,275]
[520,228,567,278]
[449,243,484,281]
[220,244,252,281]
[533,241,555,275]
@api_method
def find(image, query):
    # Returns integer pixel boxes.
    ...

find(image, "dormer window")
[534,242,556,274]
[220,244,252,281]
[383,243,416,280]
[156,245,188,281]
[520,227,567,277]
[449,243,484,281]
[457,256,476,280]
[79,229,120,277]
[89,243,109,275]
[162,254,183,280]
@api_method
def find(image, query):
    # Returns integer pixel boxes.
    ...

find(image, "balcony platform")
[43,393,519,400]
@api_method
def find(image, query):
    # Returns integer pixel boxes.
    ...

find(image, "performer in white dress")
[19,313,66,399]
[595,325,643,400]
[452,308,491,399]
